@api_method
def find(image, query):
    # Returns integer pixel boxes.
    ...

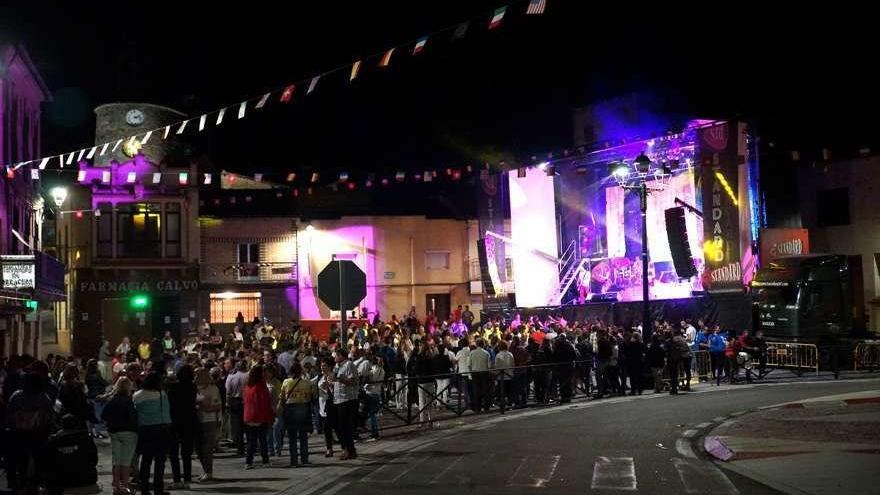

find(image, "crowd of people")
[0,306,766,494]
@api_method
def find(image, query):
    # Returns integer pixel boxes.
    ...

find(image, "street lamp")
[49,186,68,208]
[610,152,671,342]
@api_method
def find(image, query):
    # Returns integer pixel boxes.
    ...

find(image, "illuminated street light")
[49,186,68,208]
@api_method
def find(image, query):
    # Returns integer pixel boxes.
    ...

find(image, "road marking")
[676,438,698,459]
[429,455,464,484]
[712,416,726,422]
[696,422,712,429]
[672,457,739,494]
[320,481,351,495]
[505,455,561,488]
[591,456,637,491]
[683,429,699,438]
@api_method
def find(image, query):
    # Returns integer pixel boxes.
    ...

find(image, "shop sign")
[1,255,36,289]
[78,280,199,292]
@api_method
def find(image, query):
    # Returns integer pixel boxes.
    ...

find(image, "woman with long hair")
[194,367,221,482]
[85,358,109,439]
[133,371,172,495]
[243,364,273,469]
[317,357,338,457]
[100,376,138,495]
[58,363,94,430]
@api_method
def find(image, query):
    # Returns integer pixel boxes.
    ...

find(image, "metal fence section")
[691,350,711,381]
[755,341,819,376]
[854,341,880,371]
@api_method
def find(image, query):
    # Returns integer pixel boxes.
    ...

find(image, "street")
[302,378,880,495]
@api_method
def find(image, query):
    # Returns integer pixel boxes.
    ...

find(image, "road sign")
[317,260,366,311]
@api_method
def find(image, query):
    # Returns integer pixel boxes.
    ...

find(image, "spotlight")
[381,178,390,186]
[610,162,629,179]
[537,161,549,171]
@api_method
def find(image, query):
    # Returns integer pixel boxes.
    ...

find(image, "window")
[426,251,451,270]
[210,292,261,323]
[165,203,181,258]
[96,203,112,258]
[816,188,850,227]
[238,243,260,279]
[117,203,161,257]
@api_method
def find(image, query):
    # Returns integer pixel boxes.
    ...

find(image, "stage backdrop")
[508,168,559,308]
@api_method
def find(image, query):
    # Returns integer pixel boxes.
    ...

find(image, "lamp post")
[610,152,670,343]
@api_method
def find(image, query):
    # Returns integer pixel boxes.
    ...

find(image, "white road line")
[505,454,561,487]
[591,456,637,491]
[319,481,351,495]
[676,438,698,459]
[505,457,530,486]
[683,429,699,438]
[696,422,712,429]
[712,416,727,422]
[672,457,739,494]
[429,455,464,484]
[360,461,393,483]
[387,455,431,483]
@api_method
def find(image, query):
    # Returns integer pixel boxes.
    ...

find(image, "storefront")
[71,266,199,355]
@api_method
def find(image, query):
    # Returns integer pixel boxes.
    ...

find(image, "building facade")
[796,152,880,331]
[58,103,200,357]
[0,44,63,358]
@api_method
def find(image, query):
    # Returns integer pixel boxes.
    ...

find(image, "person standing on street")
[332,348,360,460]
[279,362,316,466]
[225,359,248,455]
[100,376,138,495]
[195,367,221,483]
[133,372,173,495]
[243,364,273,469]
[167,364,197,489]
[467,339,491,413]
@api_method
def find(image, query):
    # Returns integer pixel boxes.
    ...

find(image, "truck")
[750,254,869,371]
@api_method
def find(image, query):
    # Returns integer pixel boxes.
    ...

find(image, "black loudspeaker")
[476,238,497,295]
[664,207,697,278]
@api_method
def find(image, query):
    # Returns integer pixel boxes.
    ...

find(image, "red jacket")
[243,383,274,424]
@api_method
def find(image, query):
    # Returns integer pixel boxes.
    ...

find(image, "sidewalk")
[702,390,880,495]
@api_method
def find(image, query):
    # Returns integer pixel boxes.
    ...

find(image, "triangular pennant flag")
[177,120,189,134]
[526,0,546,15]
[38,157,50,169]
[413,37,428,55]
[5,167,13,179]
[76,149,85,162]
[350,60,362,82]
[452,21,470,40]
[31,168,40,180]
[204,173,212,185]
[112,139,123,152]
[141,131,152,145]
[254,173,263,182]
[489,6,507,29]
[216,108,226,125]
[66,152,75,165]
[238,101,247,119]
[307,76,320,94]
[59,155,66,167]
[280,84,295,103]
[163,125,171,139]
[86,146,97,159]
[199,114,207,131]
[379,48,395,67]
[100,143,110,156]
[255,92,270,109]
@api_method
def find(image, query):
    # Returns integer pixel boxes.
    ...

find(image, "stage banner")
[699,122,744,292]
[760,228,809,263]
[477,170,508,282]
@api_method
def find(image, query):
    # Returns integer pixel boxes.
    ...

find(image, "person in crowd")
[511,336,531,408]
[243,364,273,469]
[116,337,132,357]
[100,376,138,495]
[279,362,316,466]
[317,357,339,457]
[167,364,197,489]
[646,334,666,393]
[709,325,727,385]
[332,347,359,460]
[195,367,221,482]
[6,368,56,493]
[84,358,108,438]
[225,359,248,455]
[265,364,284,456]
[137,339,151,362]
[454,336,472,410]
[364,353,385,440]
[58,363,94,431]
[752,330,768,378]
[468,338,491,413]
[462,305,475,330]
[42,413,99,495]
[433,343,454,407]
[493,340,515,411]
[412,340,436,427]
[133,371,172,495]
[623,332,645,395]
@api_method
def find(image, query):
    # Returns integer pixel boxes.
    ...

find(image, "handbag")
[276,378,300,417]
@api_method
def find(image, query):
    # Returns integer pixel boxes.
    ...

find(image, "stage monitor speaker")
[476,238,497,295]
[664,207,697,278]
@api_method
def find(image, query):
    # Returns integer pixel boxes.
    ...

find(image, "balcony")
[200,262,298,285]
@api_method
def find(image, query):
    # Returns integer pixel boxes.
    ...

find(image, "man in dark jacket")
[42,414,99,495]
[553,335,579,403]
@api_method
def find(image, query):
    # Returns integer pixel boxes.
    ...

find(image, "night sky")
[3,1,877,178]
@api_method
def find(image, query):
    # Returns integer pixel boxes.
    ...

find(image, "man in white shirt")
[467,339,491,413]
[682,320,697,346]
[454,338,473,412]
[492,341,515,413]
[332,349,360,460]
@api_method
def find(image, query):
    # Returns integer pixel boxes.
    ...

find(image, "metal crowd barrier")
[854,342,880,371]
[755,341,819,376]
[691,350,712,382]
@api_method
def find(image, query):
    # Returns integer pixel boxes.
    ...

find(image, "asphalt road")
[323,378,880,495]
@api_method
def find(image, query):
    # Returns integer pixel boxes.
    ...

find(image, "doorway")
[425,293,451,321]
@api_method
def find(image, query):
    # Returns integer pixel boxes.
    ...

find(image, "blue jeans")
[365,393,381,437]
[269,417,284,456]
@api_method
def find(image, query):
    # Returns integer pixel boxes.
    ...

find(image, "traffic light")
[130,294,150,309]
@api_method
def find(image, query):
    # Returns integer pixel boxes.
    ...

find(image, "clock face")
[125,109,145,126]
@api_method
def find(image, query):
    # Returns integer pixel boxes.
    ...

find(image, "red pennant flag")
[280,85,296,103]
[379,48,395,67]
